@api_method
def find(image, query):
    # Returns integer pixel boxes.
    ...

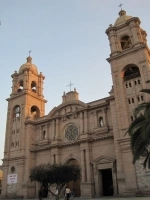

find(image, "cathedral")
[1,9,150,198]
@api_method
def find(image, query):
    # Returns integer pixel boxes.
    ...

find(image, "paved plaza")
[1,197,150,200]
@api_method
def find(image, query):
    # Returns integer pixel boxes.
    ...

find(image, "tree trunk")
[56,195,59,200]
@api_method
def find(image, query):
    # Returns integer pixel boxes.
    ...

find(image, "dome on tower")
[19,56,38,73]
[114,10,132,26]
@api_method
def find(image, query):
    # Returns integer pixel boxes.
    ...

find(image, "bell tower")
[106,10,150,195]
[2,56,47,198]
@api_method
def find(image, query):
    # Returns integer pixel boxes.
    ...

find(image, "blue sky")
[0,0,150,164]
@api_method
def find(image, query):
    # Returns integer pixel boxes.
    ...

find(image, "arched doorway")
[66,158,81,197]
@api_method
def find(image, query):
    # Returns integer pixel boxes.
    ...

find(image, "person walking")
[65,186,71,200]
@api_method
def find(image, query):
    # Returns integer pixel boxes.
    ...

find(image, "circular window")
[65,124,78,141]
[11,166,15,173]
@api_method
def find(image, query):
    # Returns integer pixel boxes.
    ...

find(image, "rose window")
[65,124,78,141]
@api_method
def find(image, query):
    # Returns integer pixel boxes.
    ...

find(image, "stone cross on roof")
[66,81,74,91]
[118,3,123,10]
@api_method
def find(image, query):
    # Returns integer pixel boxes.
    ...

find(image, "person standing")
[70,189,75,200]
[65,186,71,200]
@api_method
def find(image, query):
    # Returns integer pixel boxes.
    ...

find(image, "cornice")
[7,90,47,103]
[25,98,113,125]
[107,44,149,63]
[105,17,140,35]
[30,134,113,152]
[2,156,26,162]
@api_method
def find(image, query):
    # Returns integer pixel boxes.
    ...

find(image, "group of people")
[64,187,75,200]
[39,185,75,200]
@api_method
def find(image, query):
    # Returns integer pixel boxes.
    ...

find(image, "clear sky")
[0,0,150,165]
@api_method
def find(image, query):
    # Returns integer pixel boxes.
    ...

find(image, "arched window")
[31,81,36,93]
[11,166,15,173]
[13,105,20,118]
[123,65,140,81]
[141,95,144,101]
[120,35,132,50]
[18,80,23,92]
[31,106,40,119]
[99,117,104,127]
[128,99,131,104]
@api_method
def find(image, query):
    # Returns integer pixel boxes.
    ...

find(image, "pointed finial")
[74,88,76,92]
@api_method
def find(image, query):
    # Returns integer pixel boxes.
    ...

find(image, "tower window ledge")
[17,89,23,92]
[35,139,50,146]
[32,89,36,93]
[110,51,121,57]
[93,125,109,134]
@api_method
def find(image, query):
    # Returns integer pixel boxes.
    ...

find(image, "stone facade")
[0,167,3,195]
[1,10,150,198]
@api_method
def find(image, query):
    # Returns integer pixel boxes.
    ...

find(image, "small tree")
[30,164,81,200]
[127,80,150,168]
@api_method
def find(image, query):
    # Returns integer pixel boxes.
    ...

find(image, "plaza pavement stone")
[1,197,150,200]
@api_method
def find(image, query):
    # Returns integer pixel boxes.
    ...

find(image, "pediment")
[48,100,88,118]
[91,156,115,165]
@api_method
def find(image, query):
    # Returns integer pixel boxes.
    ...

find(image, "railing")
[124,72,140,81]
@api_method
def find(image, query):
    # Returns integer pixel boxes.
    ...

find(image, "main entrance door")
[66,158,81,197]
[101,168,114,196]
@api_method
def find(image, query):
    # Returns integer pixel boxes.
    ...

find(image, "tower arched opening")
[13,105,21,118]
[18,80,24,92]
[120,35,132,50]
[31,81,37,93]
[122,64,141,81]
[30,106,40,119]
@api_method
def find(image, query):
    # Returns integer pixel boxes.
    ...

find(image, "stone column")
[46,123,49,139]
[40,126,42,140]
[38,72,44,97]
[86,149,91,182]
[108,31,117,54]
[11,72,18,94]
[93,111,97,127]
[24,71,27,90]
[52,120,56,139]
[55,118,59,139]
[80,112,84,133]
[129,21,140,46]
[17,163,24,196]
[1,164,8,197]
[102,107,107,125]
[84,111,88,133]
[81,150,85,182]
[35,182,39,198]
